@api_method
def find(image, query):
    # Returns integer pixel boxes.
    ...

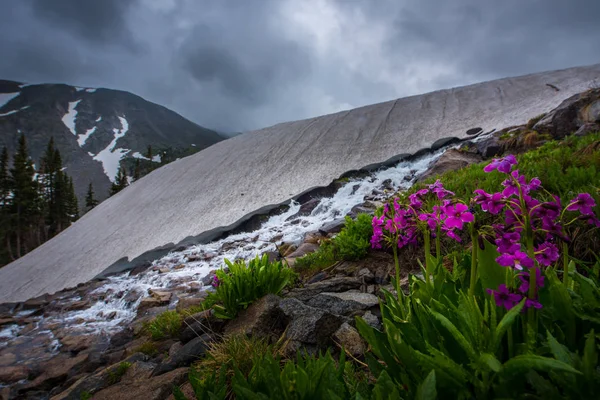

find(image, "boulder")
[180,310,225,344]
[59,334,95,353]
[333,323,366,357]
[279,298,345,347]
[224,294,288,341]
[0,365,30,384]
[306,292,379,316]
[417,149,482,182]
[175,296,205,313]
[286,277,362,302]
[90,367,188,400]
[286,242,320,259]
[64,300,89,311]
[318,220,345,235]
[475,135,503,158]
[152,334,212,376]
[19,353,89,393]
[137,297,167,314]
[148,290,172,303]
[534,89,600,138]
[575,123,600,137]
[361,311,382,330]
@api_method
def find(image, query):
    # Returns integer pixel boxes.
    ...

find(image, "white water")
[0,147,449,353]
[52,148,445,335]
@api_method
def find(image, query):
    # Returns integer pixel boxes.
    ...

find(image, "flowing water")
[1,145,461,353]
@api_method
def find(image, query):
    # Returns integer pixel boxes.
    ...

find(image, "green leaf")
[582,329,597,381]
[492,298,525,352]
[477,239,507,294]
[502,355,582,376]
[478,353,502,373]
[546,331,572,365]
[429,310,477,360]
[416,370,437,400]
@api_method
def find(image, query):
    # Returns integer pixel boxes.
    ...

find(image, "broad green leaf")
[416,370,437,400]
[477,239,507,294]
[546,331,572,365]
[501,355,582,376]
[493,298,525,352]
[478,353,502,373]
[526,370,562,400]
[582,329,597,381]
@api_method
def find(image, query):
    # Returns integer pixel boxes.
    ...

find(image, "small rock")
[286,277,362,302]
[0,365,30,384]
[333,322,365,357]
[361,311,382,330]
[318,220,345,235]
[173,264,186,270]
[306,292,379,316]
[306,272,328,284]
[575,122,600,137]
[175,296,205,313]
[169,342,183,357]
[152,335,212,376]
[158,267,170,274]
[466,127,483,135]
[148,290,172,303]
[417,149,482,182]
[60,334,95,353]
[64,300,89,311]
[224,294,287,340]
[279,298,345,347]
[287,242,320,259]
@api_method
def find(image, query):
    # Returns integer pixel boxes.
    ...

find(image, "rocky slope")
[1,64,600,304]
[0,80,223,204]
[0,87,598,398]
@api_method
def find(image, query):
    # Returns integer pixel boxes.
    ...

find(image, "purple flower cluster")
[211,275,220,288]
[479,155,599,310]
[371,180,473,250]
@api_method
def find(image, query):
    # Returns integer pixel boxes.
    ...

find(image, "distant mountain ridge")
[0,80,224,204]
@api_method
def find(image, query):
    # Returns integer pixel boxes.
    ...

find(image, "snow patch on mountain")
[93,116,130,182]
[131,151,162,163]
[77,126,97,147]
[96,116,102,122]
[61,100,81,136]
[85,88,97,93]
[0,92,20,109]
[0,105,29,117]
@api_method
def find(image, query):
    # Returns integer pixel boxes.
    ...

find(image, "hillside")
[0,80,224,204]
[0,64,599,303]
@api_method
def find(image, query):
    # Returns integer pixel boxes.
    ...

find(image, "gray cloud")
[0,0,599,132]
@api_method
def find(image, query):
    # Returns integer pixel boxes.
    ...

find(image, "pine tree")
[146,145,153,161]
[133,159,141,181]
[0,147,9,208]
[0,147,11,262]
[66,176,79,221]
[110,165,128,195]
[85,182,99,211]
[9,134,41,258]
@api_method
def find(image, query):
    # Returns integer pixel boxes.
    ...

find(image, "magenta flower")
[502,170,527,197]
[211,275,220,288]
[517,269,545,294]
[428,179,454,199]
[496,250,534,271]
[484,154,517,173]
[495,231,521,254]
[442,203,474,230]
[487,284,523,310]
[566,193,596,216]
[525,298,543,310]
[535,242,559,266]
[443,226,462,242]
[473,189,491,205]
[408,193,423,209]
[418,212,439,231]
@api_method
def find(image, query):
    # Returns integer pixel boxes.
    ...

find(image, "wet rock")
[0,351,17,366]
[152,335,212,376]
[148,290,172,303]
[0,317,16,326]
[279,298,345,347]
[60,334,95,353]
[0,365,30,384]
[333,322,365,357]
[286,277,362,302]
[20,353,89,393]
[466,127,483,135]
[224,294,288,341]
[417,149,482,182]
[175,296,205,313]
[575,122,600,137]
[91,367,188,400]
[278,243,297,257]
[286,243,319,258]
[306,292,379,316]
[306,272,328,284]
[168,342,182,358]
[318,220,345,235]
[200,273,216,286]
[303,232,322,245]
[298,198,321,216]
[361,310,382,330]
[64,300,89,312]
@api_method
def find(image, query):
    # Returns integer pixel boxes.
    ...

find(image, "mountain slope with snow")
[0,80,223,203]
[1,64,600,302]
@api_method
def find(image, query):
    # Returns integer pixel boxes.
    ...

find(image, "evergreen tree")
[9,134,41,258]
[146,145,153,161]
[110,165,128,195]
[85,182,99,211]
[133,159,141,181]
[0,147,9,207]
[66,176,79,221]
[0,147,11,261]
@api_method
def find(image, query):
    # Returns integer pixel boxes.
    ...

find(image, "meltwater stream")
[1,146,453,354]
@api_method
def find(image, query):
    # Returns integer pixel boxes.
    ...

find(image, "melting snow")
[153,154,161,163]
[132,152,162,163]
[77,126,96,147]
[191,144,196,147]
[85,88,97,93]
[93,116,130,181]
[96,116,102,122]
[61,100,81,136]
[0,92,20,109]
[0,105,30,117]
[59,148,446,335]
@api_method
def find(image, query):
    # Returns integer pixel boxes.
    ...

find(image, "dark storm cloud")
[0,0,599,132]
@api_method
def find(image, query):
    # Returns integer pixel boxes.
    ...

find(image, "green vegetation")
[107,361,132,385]
[526,113,546,129]
[134,341,159,357]
[294,214,374,274]
[145,310,182,340]
[79,391,92,400]
[207,255,296,319]
[0,135,79,267]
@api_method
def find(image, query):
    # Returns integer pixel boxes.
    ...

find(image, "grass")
[107,361,132,385]
[134,341,159,357]
[145,311,182,341]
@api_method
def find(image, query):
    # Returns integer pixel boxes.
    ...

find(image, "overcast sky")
[1,0,599,133]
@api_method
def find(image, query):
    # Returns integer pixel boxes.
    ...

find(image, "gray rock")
[306,292,379,316]
[574,123,600,137]
[279,298,345,347]
[179,311,225,344]
[224,294,287,341]
[318,220,345,235]
[417,149,482,182]
[152,334,212,376]
[361,311,382,331]
[475,135,503,158]
[286,243,320,259]
[286,277,362,302]
[333,322,366,357]
[533,89,600,138]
